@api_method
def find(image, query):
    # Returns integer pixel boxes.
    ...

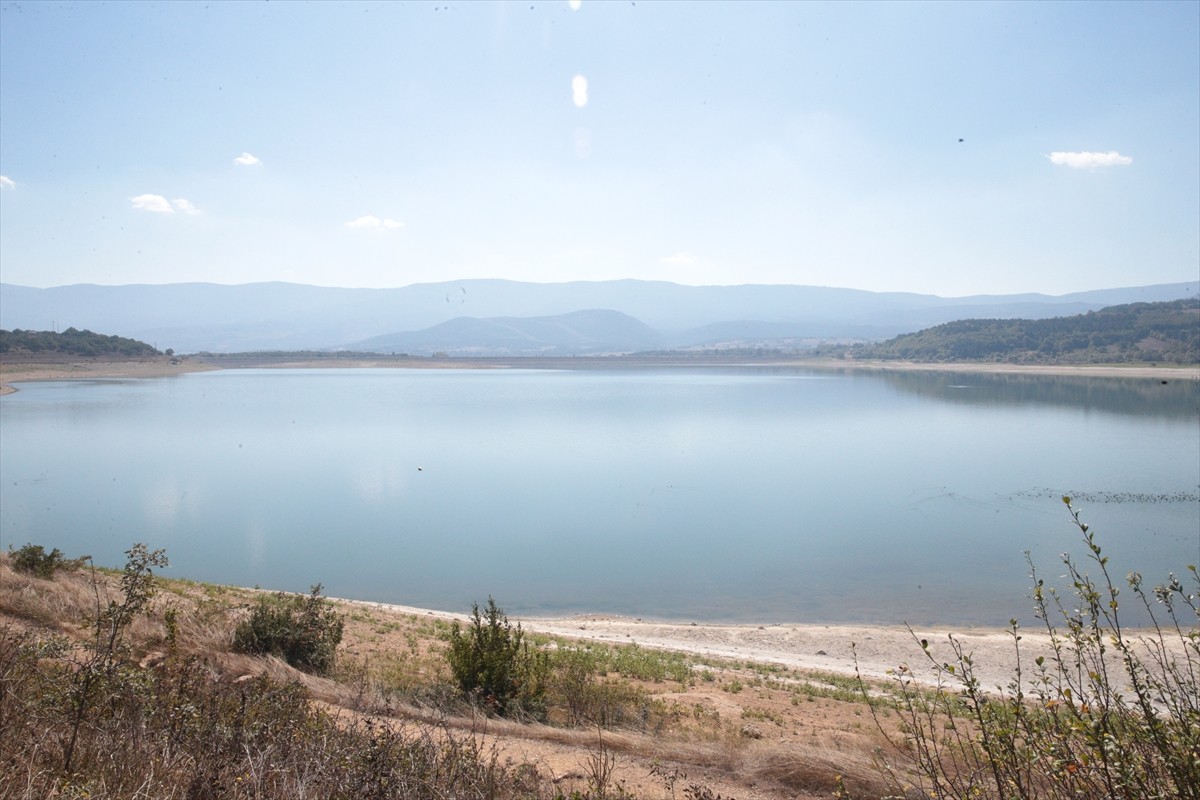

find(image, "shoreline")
[335,597,1192,699]
[3,355,1195,395]
[809,359,1199,379]
[0,357,219,395]
[338,596,1055,691]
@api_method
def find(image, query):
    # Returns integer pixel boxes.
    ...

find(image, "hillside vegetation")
[852,298,1199,364]
[0,547,904,800]
[0,328,161,358]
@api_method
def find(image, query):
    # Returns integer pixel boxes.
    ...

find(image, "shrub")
[233,584,345,674]
[10,543,69,578]
[447,597,547,716]
[547,647,654,729]
[868,498,1200,800]
[62,543,168,773]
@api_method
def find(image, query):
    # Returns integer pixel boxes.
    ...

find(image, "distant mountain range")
[1,279,1196,355]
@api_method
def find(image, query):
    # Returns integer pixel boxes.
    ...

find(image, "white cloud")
[0,175,14,189]
[1047,151,1133,169]
[344,214,404,230]
[661,252,698,265]
[572,74,589,108]
[129,194,201,214]
[129,194,175,213]
[568,0,582,10]
[233,152,262,166]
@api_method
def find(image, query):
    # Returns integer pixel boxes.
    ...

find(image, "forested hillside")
[0,328,161,358]
[853,298,1199,364]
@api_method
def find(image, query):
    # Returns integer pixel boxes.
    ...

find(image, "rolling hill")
[854,298,1200,364]
[1,279,1195,354]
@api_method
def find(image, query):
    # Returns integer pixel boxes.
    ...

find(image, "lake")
[2,366,1197,626]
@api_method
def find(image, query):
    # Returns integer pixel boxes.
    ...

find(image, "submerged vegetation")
[1,502,1196,799]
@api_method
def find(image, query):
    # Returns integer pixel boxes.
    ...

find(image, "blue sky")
[1,0,1197,295]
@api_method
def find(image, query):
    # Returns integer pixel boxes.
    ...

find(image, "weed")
[866,499,1200,800]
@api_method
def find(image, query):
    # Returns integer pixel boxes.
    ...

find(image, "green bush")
[447,597,547,716]
[232,584,345,674]
[9,543,71,578]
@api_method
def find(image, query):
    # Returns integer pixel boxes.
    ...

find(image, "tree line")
[852,298,1199,364]
[0,328,161,357]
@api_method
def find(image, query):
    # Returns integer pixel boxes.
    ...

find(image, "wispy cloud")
[129,194,202,214]
[344,214,404,230]
[0,175,14,189]
[1047,151,1133,169]
[660,252,698,265]
[233,152,262,166]
[130,194,175,213]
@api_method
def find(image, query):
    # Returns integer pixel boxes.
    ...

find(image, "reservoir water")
[2,367,1197,626]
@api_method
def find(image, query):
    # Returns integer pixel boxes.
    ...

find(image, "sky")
[0,0,1197,296]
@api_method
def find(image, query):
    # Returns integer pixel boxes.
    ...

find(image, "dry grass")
[0,553,913,799]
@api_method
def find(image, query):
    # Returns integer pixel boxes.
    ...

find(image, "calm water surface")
[2,367,1197,625]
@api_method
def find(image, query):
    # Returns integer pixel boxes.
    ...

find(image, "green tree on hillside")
[0,328,160,357]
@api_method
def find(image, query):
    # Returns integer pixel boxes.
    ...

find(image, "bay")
[2,367,1196,626]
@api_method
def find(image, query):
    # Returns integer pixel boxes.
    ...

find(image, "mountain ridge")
[2,279,1195,354]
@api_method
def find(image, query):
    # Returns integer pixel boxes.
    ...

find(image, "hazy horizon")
[1,1,1197,296]
[3,276,1198,301]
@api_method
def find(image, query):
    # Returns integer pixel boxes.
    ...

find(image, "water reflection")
[862,369,1199,419]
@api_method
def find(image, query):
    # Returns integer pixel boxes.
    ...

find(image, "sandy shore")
[342,598,1196,701]
[341,598,1063,691]
[0,357,218,394]
[515,615,1038,689]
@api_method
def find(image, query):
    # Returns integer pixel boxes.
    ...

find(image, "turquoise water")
[2,367,1197,625]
